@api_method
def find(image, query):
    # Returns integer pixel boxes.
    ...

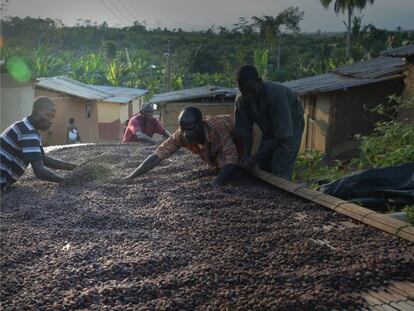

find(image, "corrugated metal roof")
[35,76,147,103]
[93,85,147,103]
[36,76,110,100]
[150,85,238,104]
[332,57,405,79]
[283,56,406,96]
[381,44,414,57]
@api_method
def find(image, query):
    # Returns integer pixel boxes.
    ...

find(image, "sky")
[2,0,414,32]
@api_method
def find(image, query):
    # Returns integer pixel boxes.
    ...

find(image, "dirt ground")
[1,144,413,310]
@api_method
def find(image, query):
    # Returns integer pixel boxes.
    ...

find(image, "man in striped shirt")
[1,97,77,193]
[123,107,241,186]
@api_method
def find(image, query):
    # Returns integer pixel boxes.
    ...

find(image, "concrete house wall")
[1,73,34,132]
[97,101,128,143]
[98,97,144,143]
[35,88,99,146]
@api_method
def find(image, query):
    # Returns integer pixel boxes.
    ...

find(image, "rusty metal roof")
[35,76,147,103]
[283,56,405,96]
[150,85,238,104]
[332,57,405,79]
[381,44,414,57]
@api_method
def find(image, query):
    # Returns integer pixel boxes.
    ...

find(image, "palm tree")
[252,7,303,69]
[320,0,374,59]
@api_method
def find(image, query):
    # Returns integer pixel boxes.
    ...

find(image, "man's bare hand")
[242,155,259,170]
[66,162,78,171]
[210,179,222,188]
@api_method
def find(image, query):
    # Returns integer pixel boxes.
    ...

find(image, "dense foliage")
[1,15,413,97]
[355,95,414,169]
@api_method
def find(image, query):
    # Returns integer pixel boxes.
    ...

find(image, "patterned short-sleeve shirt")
[155,115,241,168]
[0,117,43,188]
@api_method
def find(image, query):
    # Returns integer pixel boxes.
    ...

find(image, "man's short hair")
[69,117,75,124]
[180,106,203,124]
[32,96,55,113]
[236,65,261,87]
[141,103,154,113]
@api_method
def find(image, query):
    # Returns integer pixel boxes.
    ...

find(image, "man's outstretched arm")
[136,132,157,144]
[124,154,162,180]
[31,160,65,183]
[43,154,77,171]
[162,129,171,139]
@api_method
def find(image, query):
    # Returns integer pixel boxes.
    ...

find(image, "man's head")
[141,103,154,120]
[178,106,204,144]
[69,117,75,124]
[236,65,262,102]
[30,97,56,131]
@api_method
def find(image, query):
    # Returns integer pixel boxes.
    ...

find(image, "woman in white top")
[67,117,82,144]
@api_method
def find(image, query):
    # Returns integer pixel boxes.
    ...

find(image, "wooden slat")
[363,292,387,306]
[369,305,399,311]
[368,290,403,304]
[390,283,414,297]
[389,301,414,311]
[363,214,410,236]
[397,226,414,242]
[335,203,375,221]
[294,187,321,201]
[313,192,346,207]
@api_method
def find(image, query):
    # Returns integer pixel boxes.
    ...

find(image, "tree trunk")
[346,7,352,60]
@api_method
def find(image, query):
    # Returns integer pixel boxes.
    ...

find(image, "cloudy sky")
[2,0,414,32]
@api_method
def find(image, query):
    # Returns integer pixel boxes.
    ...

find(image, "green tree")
[320,0,375,60]
[252,7,304,68]
[101,41,117,59]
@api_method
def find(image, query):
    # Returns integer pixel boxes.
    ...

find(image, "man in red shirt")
[123,106,241,186]
[122,103,170,144]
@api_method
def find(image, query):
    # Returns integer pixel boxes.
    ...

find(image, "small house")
[34,76,147,145]
[283,56,406,158]
[150,85,238,132]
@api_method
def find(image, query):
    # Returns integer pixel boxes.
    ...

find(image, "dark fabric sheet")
[318,163,414,208]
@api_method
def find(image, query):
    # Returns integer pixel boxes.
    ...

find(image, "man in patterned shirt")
[1,97,78,193]
[124,107,241,186]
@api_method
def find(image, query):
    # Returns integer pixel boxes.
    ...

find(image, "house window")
[86,102,91,118]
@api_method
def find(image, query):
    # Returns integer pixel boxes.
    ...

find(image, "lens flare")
[6,56,32,83]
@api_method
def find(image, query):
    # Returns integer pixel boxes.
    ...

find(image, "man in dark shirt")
[0,97,77,193]
[234,65,304,180]
[122,103,170,144]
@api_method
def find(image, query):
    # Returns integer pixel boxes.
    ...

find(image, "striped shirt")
[0,117,43,188]
[155,115,241,168]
